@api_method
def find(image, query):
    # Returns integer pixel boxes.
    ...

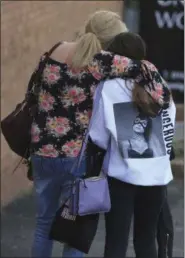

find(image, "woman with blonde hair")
[28,10,171,258]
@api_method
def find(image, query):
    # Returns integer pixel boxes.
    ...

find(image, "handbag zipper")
[85,176,104,181]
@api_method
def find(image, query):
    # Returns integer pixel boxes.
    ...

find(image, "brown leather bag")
[1,42,61,159]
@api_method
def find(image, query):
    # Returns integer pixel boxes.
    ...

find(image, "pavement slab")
[174,122,184,142]
[1,179,184,258]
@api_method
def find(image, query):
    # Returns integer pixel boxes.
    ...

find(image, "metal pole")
[123,0,140,33]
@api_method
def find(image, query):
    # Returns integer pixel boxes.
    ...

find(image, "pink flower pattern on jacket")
[36,144,59,157]
[66,67,86,78]
[142,60,157,72]
[31,123,41,143]
[43,64,61,85]
[39,90,55,111]
[29,50,169,158]
[46,117,70,137]
[149,83,163,105]
[111,55,130,75]
[61,139,82,157]
[76,110,91,128]
[61,86,86,108]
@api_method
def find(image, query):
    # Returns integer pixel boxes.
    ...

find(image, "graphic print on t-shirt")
[113,102,166,159]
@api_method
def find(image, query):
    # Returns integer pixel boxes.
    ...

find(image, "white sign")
[157,0,184,7]
[155,11,184,29]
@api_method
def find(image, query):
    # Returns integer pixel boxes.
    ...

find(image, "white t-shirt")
[89,79,176,186]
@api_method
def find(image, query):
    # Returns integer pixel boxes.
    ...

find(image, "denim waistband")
[31,154,87,163]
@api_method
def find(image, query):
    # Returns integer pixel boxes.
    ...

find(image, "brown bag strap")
[27,42,62,94]
[12,42,63,174]
[47,41,62,57]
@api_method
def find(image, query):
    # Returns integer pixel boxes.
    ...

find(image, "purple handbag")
[69,82,111,216]
[70,175,111,216]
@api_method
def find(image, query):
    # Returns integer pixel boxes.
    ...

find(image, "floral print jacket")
[29,50,168,158]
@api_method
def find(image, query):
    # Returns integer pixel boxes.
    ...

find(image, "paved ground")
[1,179,184,258]
[174,122,184,142]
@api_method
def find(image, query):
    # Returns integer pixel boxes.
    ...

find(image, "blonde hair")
[71,10,128,68]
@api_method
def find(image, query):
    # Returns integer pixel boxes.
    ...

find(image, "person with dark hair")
[107,32,146,60]
[89,32,175,258]
[107,32,175,258]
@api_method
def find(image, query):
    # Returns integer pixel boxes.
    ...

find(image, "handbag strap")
[12,42,62,173]
[48,42,62,56]
[27,41,62,95]
[70,81,105,174]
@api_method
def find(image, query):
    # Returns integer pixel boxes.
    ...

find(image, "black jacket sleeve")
[85,137,106,178]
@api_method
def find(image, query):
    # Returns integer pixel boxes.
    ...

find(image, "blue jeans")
[31,155,86,258]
